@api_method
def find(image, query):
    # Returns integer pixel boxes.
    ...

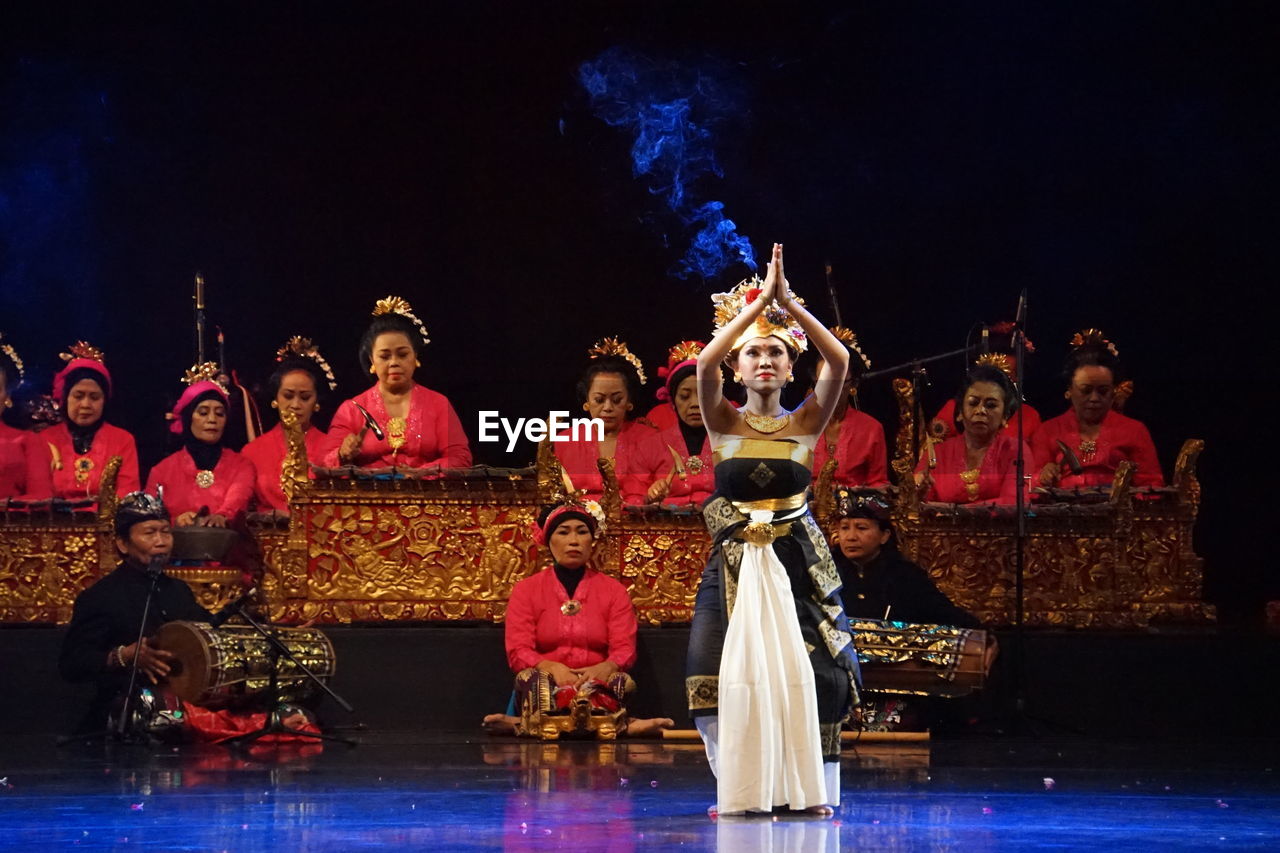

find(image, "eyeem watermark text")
[477,411,604,452]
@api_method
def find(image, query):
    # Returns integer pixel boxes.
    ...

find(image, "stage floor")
[2,732,1278,851]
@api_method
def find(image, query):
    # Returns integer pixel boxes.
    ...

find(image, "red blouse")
[931,399,1042,443]
[240,424,328,512]
[44,422,141,500]
[643,402,677,431]
[1031,409,1164,488]
[916,431,1032,505]
[653,423,715,507]
[0,422,53,500]
[554,420,665,505]
[504,566,638,674]
[144,448,256,520]
[812,407,890,488]
[320,384,471,470]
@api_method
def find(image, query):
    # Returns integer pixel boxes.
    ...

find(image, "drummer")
[58,491,212,733]
[832,488,979,628]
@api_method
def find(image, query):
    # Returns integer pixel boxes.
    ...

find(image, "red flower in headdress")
[745,288,762,304]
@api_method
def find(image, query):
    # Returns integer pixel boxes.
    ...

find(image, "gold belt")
[731,520,793,547]
[730,494,808,513]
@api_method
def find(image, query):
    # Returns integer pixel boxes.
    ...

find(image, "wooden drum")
[156,620,336,708]
[852,618,995,698]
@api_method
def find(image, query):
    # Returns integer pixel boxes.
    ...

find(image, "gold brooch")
[686,456,704,475]
[387,416,407,451]
[195,470,215,488]
[74,456,95,485]
[743,411,790,434]
[560,600,582,616]
[741,520,777,547]
[1078,439,1097,462]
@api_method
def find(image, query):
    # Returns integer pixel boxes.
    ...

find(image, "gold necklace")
[743,411,790,434]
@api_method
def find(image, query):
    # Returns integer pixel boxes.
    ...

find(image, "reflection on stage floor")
[1,733,1277,851]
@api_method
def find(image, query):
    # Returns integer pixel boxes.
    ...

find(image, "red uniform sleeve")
[1029,418,1060,474]
[115,432,142,495]
[620,425,667,505]
[430,398,472,469]
[214,454,256,520]
[1127,421,1164,487]
[996,441,1035,505]
[320,400,364,467]
[604,580,638,671]
[865,422,889,487]
[22,432,53,500]
[505,575,543,673]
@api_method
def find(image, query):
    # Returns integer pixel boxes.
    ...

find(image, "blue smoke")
[579,48,756,280]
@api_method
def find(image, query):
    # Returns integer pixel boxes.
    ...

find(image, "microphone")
[980,325,990,355]
[210,588,258,628]
[1014,289,1028,329]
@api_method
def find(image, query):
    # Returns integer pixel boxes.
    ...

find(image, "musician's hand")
[537,659,578,688]
[575,660,619,687]
[338,428,367,465]
[646,478,671,504]
[914,469,933,495]
[201,513,228,528]
[120,638,177,683]
[175,511,198,527]
[1038,462,1060,487]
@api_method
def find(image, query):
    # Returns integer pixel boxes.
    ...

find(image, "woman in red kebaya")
[916,364,1032,505]
[650,341,716,507]
[241,337,335,513]
[1032,329,1163,489]
[930,323,1042,443]
[810,326,889,489]
[43,341,141,500]
[322,296,471,471]
[0,333,53,501]
[554,337,666,505]
[145,363,255,527]
[482,500,672,738]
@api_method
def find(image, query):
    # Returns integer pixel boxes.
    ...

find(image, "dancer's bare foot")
[803,805,835,818]
[626,717,675,738]
[481,713,519,735]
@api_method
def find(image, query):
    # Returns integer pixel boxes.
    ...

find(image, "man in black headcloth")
[832,489,980,628]
[59,491,212,733]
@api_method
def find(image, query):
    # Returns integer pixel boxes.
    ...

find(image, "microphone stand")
[863,345,972,464]
[219,601,357,749]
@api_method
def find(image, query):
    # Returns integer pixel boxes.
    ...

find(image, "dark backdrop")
[2,2,1274,621]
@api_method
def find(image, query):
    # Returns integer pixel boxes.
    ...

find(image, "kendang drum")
[156,620,337,708]
[851,618,994,698]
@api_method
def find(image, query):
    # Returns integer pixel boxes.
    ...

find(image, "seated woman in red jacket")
[1,333,53,501]
[241,337,335,513]
[322,296,471,471]
[145,364,255,527]
[1032,330,1163,489]
[44,341,141,500]
[554,337,665,506]
[483,500,672,738]
[810,327,888,489]
[930,322,1042,442]
[650,340,716,507]
[916,364,1032,505]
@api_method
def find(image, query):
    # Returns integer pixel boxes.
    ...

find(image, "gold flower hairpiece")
[975,353,1016,380]
[1069,328,1119,357]
[372,295,430,347]
[276,336,338,391]
[60,341,106,364]
[830,326,871,371]
[588,336,647,385]
[0,333,25,383]
[182,361,222,386]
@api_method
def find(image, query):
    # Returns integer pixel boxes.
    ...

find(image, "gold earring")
[314,404,321,412]
[370,365,377,375]
[1063,390,1071,400]
[3,399,10,409]
[733,372,742,383]
[414,359,421,368]
[270,400,278,409]
[786,371,794,384]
